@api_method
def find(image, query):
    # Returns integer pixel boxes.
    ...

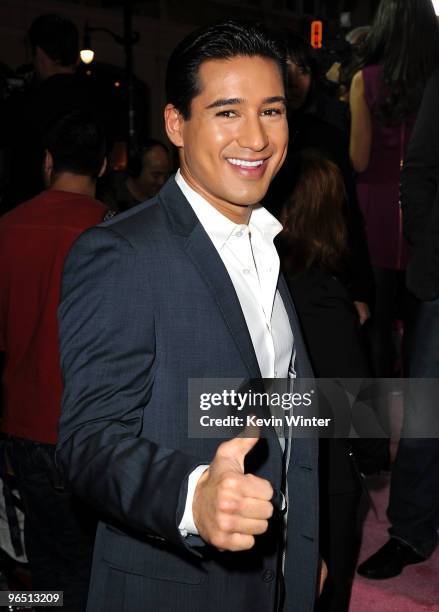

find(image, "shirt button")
[235,230,243,237]
[243,269,250,275]
[262,569,275,583]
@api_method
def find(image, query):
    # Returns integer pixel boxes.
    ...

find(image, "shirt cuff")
[178,464,209,537]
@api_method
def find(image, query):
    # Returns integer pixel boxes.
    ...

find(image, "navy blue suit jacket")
[57,177,319,611]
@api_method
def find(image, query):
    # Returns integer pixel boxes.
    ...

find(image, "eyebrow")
[206,96,287,109]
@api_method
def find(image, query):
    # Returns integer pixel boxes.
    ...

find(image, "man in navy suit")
[57,19,320,611]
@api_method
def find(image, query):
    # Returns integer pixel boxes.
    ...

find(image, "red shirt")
[0,190,106,444]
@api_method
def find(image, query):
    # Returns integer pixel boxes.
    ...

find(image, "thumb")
[217,423,260,471]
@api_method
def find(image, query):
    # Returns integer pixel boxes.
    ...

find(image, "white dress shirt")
[175,170,294,536]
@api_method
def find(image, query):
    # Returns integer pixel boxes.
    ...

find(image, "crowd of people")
[0,1,439,611]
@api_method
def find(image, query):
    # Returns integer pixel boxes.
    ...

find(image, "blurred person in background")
[266,30,374,336]
[266,33,390,479]
[98,139,170,213]
[0,111,106,608]
[345,26,371,47]
[278,151,380,612]
[331,26,370,101]
[342,2,439,586]
[358,68,439,580]
[282,31,349,133]
[348,0,439,387]
[0,14,102,212]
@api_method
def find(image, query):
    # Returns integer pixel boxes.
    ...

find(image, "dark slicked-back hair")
[28,14,79,67]
[166,19,287,119]
[43,111,106,178]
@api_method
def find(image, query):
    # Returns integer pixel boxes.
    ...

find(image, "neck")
[180,168,253,225]
[219,205,252,225]
[49,173,96,198]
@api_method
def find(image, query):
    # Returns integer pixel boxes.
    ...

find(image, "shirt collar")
[175,169,283,250]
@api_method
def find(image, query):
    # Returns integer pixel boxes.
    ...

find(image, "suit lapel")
[159,178,262,379]
[185,225,262,379]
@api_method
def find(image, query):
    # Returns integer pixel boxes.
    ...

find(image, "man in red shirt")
[0,111,107,609]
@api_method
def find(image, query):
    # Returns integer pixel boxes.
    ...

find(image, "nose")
[238,114,269,152]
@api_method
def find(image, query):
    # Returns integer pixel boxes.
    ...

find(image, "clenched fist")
[192,426,274,552]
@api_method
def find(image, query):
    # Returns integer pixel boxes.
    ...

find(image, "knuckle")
[243,536,255,550]
[218,515,234,533]
[215,444,229,460]
[218,497,236,512]
[245,474,258,486]
[221,475,239,490]
[211,533,227,549]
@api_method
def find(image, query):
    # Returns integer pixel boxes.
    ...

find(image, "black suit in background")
[285,267,369,612]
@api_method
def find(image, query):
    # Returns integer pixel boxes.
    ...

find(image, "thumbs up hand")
[192,425,274,551]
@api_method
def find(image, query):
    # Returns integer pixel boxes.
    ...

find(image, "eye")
[216,110,237,118]
[261,108,284,117]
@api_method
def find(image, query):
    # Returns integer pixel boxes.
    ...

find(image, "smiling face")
[165,55,288,223]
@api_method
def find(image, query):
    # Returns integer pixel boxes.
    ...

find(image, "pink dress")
[356,64,416,270]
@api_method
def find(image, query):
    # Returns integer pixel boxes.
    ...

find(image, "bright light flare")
[80,49,95,64]
[432,0,439,16]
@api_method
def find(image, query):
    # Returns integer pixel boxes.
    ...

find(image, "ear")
[34,45,49,67]
[98,157,107,178]
[43,149,53,187]
[164,104,185,148]
[43,150,53,178]
[33,46,50,80]
[33,45,44,61]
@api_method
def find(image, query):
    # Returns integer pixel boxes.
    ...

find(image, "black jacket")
[285,267,369,496]
[402,70,439,301]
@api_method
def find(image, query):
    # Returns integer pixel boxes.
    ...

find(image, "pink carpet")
[349,472,439,611]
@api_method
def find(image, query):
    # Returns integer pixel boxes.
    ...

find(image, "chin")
[234,187,269,206]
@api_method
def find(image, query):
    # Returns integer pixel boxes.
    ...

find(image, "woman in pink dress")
[349,0,439,379]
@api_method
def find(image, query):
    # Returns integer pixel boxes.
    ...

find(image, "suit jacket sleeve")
[57,225,203,550]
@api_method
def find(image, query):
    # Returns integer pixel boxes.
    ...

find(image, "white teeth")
[228,158,264,167]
